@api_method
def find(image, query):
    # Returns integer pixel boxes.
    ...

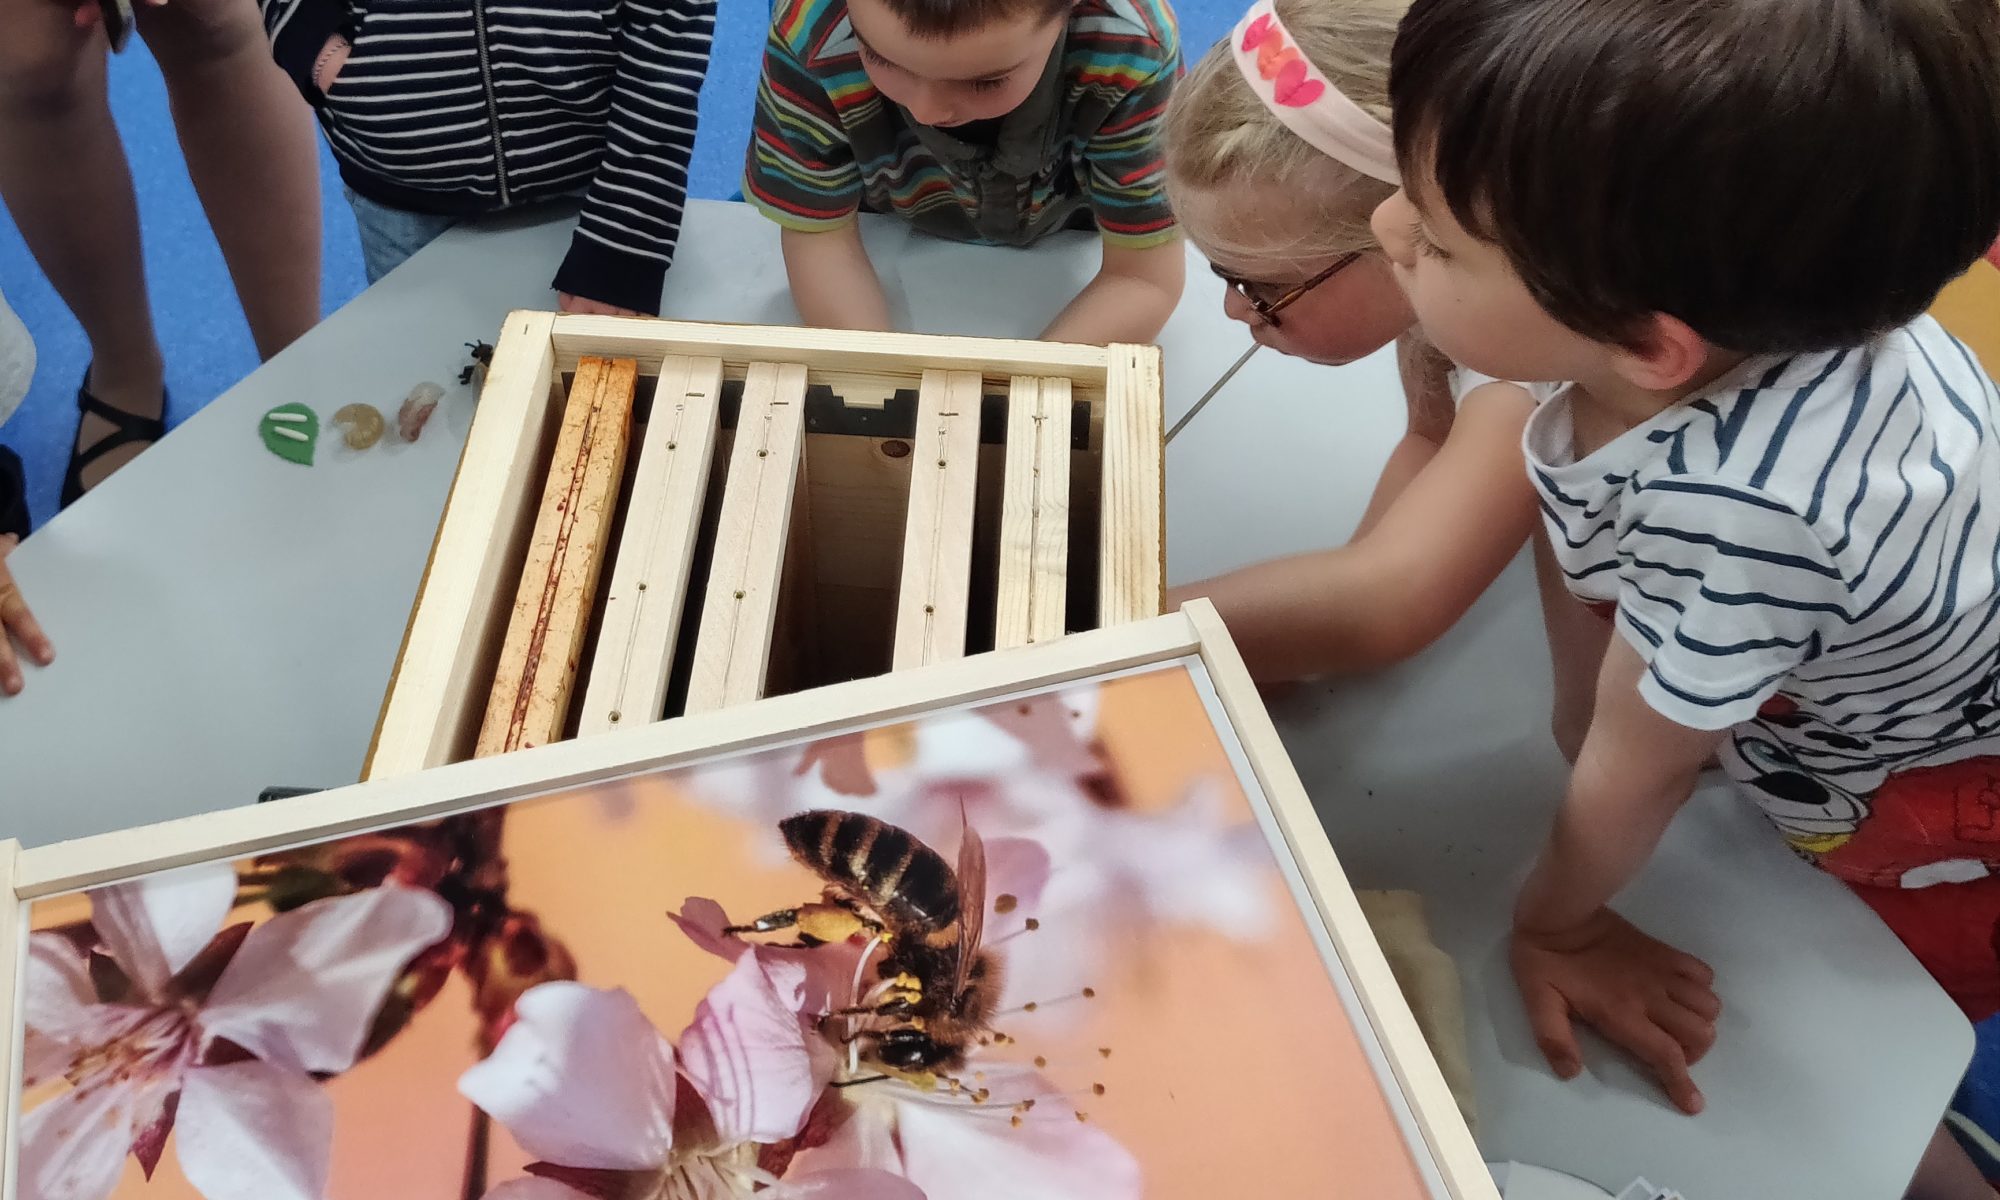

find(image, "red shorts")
[1850,875,2000,1022]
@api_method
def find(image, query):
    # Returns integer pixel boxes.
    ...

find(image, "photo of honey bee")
[728,809,1000,1082]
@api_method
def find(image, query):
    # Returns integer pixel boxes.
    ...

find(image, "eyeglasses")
[1210,252,1362,328]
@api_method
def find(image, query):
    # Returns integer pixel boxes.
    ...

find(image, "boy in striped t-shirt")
[746,0,1185,344]
[1381,0,2000,1188]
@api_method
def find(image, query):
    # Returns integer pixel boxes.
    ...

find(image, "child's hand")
[557,292,641,318]
[1511,907,1719,1115]
[0,535,54,697]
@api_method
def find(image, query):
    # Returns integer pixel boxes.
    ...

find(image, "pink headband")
[1231,0,1400,184]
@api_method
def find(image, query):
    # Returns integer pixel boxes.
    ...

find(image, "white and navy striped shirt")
[260,0,714,313]
[1529,317,2000,868]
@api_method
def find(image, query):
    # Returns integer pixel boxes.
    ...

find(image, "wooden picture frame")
[0,604,1493,1200]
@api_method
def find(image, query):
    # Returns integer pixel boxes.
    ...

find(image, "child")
[259,0,716,315]
[1160,0,1543,682]
[745,0,1186,345]
[1380,0,2000,1192]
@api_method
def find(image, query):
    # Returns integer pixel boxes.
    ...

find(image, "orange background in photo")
[28,666,1430,1199]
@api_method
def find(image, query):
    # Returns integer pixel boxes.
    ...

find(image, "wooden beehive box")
[364,312,1164,780]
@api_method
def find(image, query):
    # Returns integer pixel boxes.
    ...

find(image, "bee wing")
[953,812,988,995]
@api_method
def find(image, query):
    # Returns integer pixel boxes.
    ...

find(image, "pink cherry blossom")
[461,962,916,1200]
[20,864,452,1200]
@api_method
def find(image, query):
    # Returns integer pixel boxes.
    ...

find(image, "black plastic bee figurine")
[729,810,1000,1078]
[459,340,496,386]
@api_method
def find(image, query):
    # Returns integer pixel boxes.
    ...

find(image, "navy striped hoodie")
[259,0,716,313]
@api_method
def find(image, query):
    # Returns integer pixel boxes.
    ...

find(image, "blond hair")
[1165,0,1409,265]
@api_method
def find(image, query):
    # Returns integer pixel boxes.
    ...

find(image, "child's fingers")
[1522,981,1583,1079]
[1667,976,1722,1022]
[1672,952,1715,986]
[1648,997,1717,1064]
[1618,1021,1704,1115]
[2,593,53,667]
[0,636,19,697]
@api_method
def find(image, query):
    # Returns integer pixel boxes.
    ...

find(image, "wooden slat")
[684,361,809,713]
[0,839,20,1197]
[994,375,1072,649]
[1184,601,1497,1200]
[576,356,725,737]
[16,617,1203,900]
[550,314,1109,392]
[892,370,983,668]
[365,310,558,780]
[1099,343,1165,626]
[474,356,637,756]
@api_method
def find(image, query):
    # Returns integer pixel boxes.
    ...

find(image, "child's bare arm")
[1166,382,1537,679]
[1040,239,1186,345]
[1349,336,1459,536]
[780,224,893,332]
[1533,528,1614,762]
[1512,634,1726,1113]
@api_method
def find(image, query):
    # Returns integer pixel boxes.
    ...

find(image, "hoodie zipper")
[470,0,512,205]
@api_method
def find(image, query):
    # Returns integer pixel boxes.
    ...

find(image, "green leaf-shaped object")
[260,403,318,466]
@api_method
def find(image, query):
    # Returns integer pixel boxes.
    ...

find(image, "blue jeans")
[343,187,460,284]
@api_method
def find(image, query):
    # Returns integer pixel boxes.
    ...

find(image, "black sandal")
[61,369,166,508]
[0,446,27,540]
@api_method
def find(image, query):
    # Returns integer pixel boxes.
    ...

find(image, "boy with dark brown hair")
[1374,0,2000,1193]
[747,0,1186,344]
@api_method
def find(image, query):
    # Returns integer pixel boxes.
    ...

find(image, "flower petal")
[17,1081,140,1200]
[895,1070,1141,1200]
[175,1060,332,1200]
[678,953,818,1146]
[23,933,104,1083]
[800,1092,905,1178]
[200,884,452,1074]
[973,691,1102,779]
[1100,781,1277,941]
[767,1169,927,1200]
[981,837,1050,944]
[90,864,238,1001]
[459,982,676,1171]
[482,1178,597,1200]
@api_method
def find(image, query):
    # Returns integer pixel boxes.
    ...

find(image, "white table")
[0,199,1968,1198]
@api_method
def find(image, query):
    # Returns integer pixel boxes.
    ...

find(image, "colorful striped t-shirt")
[746,0,1180,249]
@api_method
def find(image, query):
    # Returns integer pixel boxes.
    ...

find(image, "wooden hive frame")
[363,313,1165,782]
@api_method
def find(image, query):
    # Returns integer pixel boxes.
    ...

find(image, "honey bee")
[728,809,1000,1079]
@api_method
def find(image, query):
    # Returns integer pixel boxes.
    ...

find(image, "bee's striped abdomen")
[780,810,960,932]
